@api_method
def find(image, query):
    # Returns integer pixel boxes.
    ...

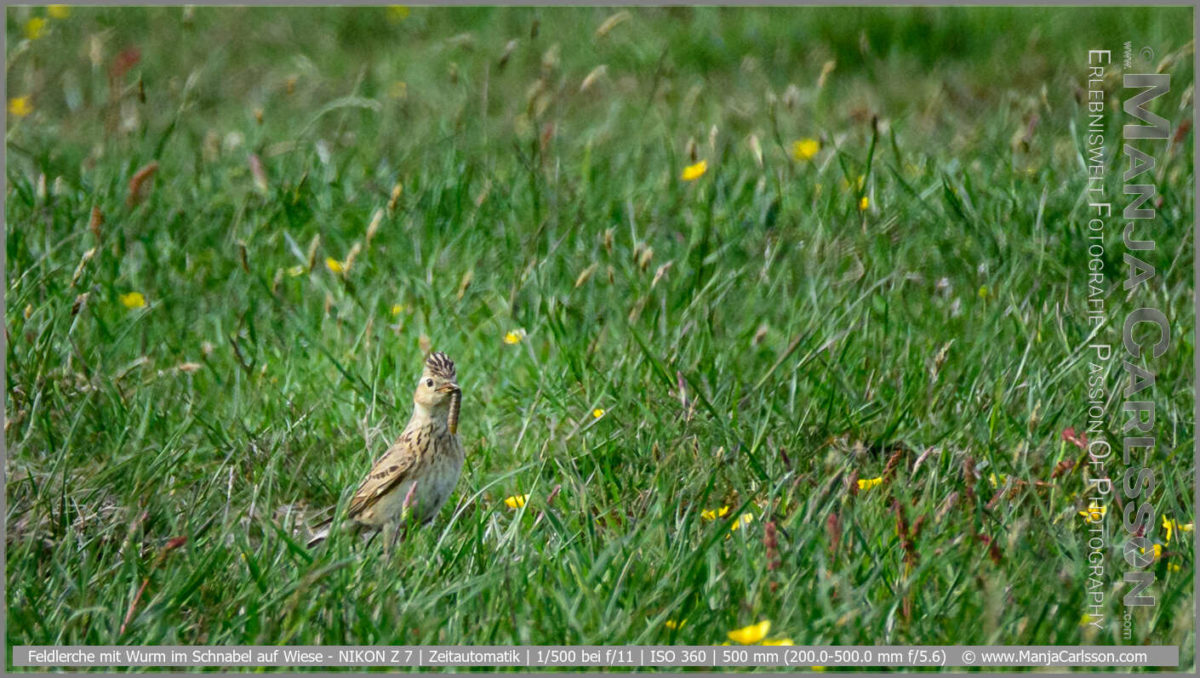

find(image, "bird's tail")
[306,516,368,548]
[305,518,334,548]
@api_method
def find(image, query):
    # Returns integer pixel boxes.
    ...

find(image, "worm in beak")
[444,385,461,435]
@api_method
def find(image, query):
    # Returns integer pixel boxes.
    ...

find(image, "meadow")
[5,5,1195,668]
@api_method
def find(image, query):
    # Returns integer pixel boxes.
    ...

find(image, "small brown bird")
[308,351,464,551]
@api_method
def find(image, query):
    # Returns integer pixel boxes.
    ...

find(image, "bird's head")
[414,351,459,410]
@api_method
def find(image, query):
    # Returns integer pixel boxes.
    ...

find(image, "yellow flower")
[286,265,305,277]
[701,505,731,521]
[664,619,686,630]
[857,476,883,491]
[8,96,33,117]
[1138,543,1163,560]
[25,17,47,40]
[504,328,526,344]
[119,292,146,309]
[1169,563,1181,572]
[386,5,410,22]
[727,620,771,645]
[47,5,70,19]
[762,638,794,646]
[1079,505,1106,522]
[592,408,605,419]
[858,196,869,211]
[681,160,708,181]
[791,138,820,161]
[730,512,754,532]
[391,304,406,316]
[504,494,529,509]
[325,257,350,274]
[1162,515,1193,544]
[978,285,990,299]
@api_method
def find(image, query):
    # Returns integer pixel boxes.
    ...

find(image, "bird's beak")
[437,383,460,393]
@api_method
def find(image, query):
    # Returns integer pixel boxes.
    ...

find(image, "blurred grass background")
[5,5,1195,665]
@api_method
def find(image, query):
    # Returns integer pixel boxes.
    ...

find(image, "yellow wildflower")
[119,292,146,309]
[1169,563,1181,572]
[762,638,794,646]
[8,96,32,117]
[504,328,526,344]
[47,5,70,19]
[1162,515,1193,544]
[25,17,47,40]
[504,494,529,509]
[664,619,686,630]
[978,285,990,299]
[391,304,406,316]
[859,196,869,211]
[681,160,708,182]
[857,476,883,491]
[730,512,754,532]
[727,620,770,645]
[592,408,605,419]
[701,506,731,521]
[791,138,820,161]
[325,257,348,274]
[1079,505,1106,522]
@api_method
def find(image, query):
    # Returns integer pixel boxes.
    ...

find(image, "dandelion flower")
[727,620,771,645]
[25,17,47,40]
[119,292,146,309]
[8,96,32,117]
[1079,505,1106,522]
[592,408,605,419]
[664,619,686,630]
[504,328,526,344]
[701,506,731,521]
[325,257,347,274]
[681,160,708,182]
[47,5,70,19]
[791,138,820,161]
[504,494,529,509]
[857,476,883,491]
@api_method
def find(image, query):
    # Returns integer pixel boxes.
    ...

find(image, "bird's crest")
[424,351,456,380]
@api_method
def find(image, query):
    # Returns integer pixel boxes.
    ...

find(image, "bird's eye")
[426,379,434,388]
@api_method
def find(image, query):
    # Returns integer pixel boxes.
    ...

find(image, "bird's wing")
[346,430,420,518]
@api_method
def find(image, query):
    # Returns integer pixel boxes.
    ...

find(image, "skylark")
[308,351,464,551]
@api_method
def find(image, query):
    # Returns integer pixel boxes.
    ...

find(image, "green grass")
[5,5,1195,669]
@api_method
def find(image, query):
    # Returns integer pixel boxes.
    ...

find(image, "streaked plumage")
[308,351,464,549]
